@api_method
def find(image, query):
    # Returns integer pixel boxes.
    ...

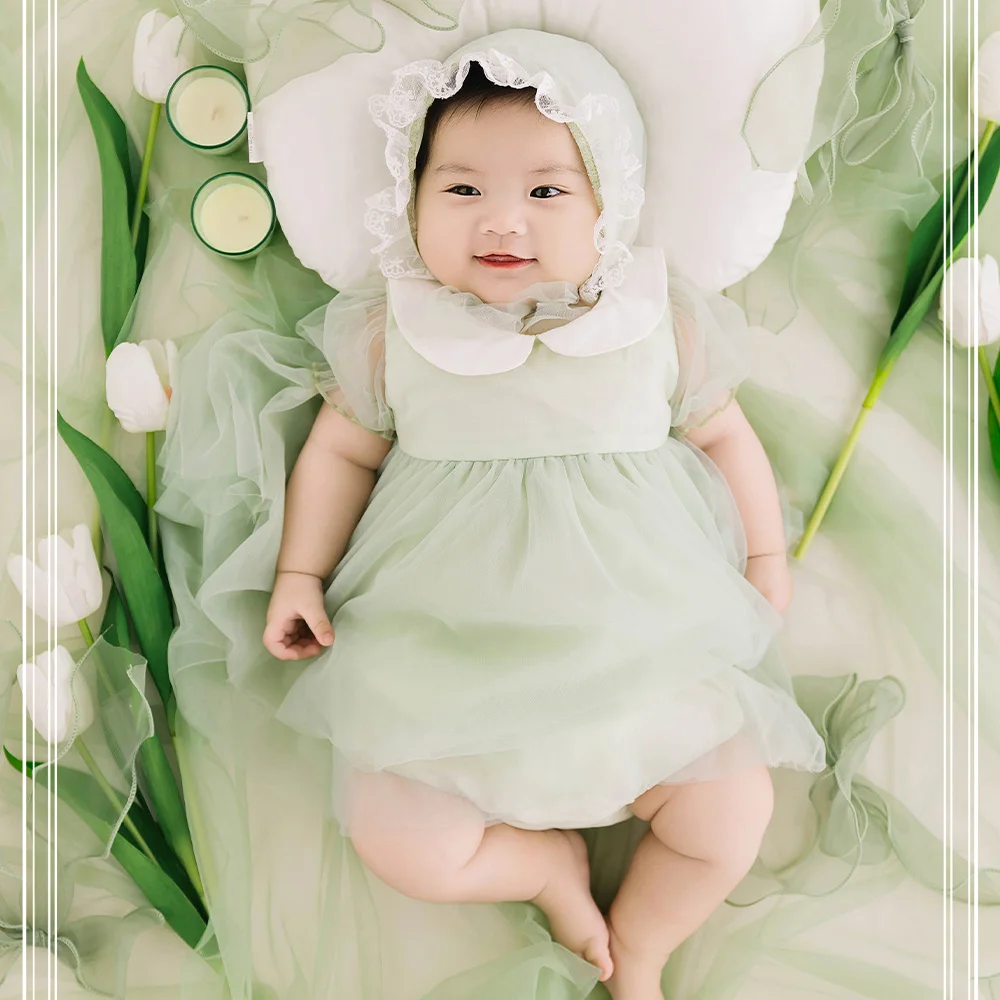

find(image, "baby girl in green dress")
[261,29,825,1000]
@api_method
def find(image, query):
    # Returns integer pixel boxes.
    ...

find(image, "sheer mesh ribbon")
[729,673,1000,907]
[742,0,937,196]
[170,0,463,101]
[734,0,939,332]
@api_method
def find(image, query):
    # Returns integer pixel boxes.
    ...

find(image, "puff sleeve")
[298,281,396,440]
[667,273,754,434]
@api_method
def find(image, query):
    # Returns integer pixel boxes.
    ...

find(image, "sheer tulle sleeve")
[298,281,396,439]
[667,273,754,434]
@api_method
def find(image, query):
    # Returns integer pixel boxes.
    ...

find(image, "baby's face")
[414,100,601,304]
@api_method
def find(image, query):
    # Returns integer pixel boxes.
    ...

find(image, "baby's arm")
[682,402,793,613]
[263,403,393,660]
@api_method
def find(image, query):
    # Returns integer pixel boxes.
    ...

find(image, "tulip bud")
[7,524,104,627]
[17,646,95,744]
[106,339,178,433]
[132,11,197,104]
[939,255,1000,348]
[980,31,1000,123]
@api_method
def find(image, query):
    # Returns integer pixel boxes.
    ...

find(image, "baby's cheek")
[566,227,600,282]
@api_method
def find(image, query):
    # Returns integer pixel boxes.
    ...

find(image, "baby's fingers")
[263,614,333,660]
[300,602,335,648]
[262,618,295,659]
[263,617,307,659]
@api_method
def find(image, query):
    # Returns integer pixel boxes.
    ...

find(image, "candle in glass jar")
[192,173,276,259]
[166,66,249,155]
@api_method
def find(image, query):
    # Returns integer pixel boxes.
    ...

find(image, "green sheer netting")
[732,673,1000,906]
[171,0,463,101]
[727,163,939,333]
[743,0,940,196]
[735,0,946,333]
[0,639,221,998]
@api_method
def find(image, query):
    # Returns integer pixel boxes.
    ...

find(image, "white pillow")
[251,0,822,292]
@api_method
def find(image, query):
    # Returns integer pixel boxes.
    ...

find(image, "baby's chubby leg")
[606,765,775,1000]
[347,770,613,980]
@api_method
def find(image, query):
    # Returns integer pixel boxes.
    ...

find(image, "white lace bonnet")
[364,28,647,302]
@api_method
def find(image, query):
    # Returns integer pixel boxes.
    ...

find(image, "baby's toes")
[584,930,614,982]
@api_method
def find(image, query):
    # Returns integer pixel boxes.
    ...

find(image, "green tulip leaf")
[4,747,207,921]
[135,210,151,283]
[137,734,202,894]
[3,746,42,773]
[106,824,208,948]
[990,354,1000,483]
[57,413,148,544]
[76,59,137,358]
[57,413,174,705]
[100,572,133,651]
[953,129,1000,240]
[74,60,135,211]
[892,129,1000,332]
[891,160,969,331]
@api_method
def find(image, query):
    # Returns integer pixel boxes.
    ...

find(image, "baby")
[263,35,822,1000]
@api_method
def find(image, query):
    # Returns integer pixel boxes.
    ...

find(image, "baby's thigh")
[633,766,774,872]
[346,770,487,886]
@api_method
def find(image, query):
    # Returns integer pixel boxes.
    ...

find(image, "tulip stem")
[146,432,159,566]
[78,619,95,648]
[794,122,998,561]
[979,347,1000,426]
[794,263,950,560]
[131,103,160,248]
[75,738,159,865]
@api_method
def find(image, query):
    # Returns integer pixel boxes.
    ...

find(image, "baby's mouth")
[476,254,536,270]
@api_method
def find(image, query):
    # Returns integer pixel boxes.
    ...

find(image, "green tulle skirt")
[274,435,826,832]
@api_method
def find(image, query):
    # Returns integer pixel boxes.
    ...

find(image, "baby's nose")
[481,202,528,237]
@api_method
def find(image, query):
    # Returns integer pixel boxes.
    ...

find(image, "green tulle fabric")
[2,0,999,997]
[172,0,464,101]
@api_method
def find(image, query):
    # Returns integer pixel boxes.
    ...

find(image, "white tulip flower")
[105,339,178,433]
[939,255,1000,348]
[980,31,1000,123]
[6,524,104,627]
[132,11,197,104]
[17,646,95,744]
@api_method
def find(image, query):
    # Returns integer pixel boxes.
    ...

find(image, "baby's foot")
[532,830,613,981]
[605,922,667,1000]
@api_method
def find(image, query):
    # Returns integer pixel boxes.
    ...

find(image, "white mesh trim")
[365,49,645,302]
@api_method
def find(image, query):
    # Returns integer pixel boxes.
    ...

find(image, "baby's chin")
[434,263,578,305]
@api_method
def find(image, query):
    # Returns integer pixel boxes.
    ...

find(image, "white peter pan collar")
[387,247,669,377]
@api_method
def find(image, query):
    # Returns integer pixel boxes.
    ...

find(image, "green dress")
[274,246,825,834]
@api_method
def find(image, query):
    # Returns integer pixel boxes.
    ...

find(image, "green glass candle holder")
[191,172,276,260]
[166,66,250,156]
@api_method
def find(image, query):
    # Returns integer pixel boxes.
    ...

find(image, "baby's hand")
[263,570,335,660]
[744,553,793,615]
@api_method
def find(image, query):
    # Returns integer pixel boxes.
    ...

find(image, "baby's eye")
[446,185,481,197]
[530,186,564,199]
